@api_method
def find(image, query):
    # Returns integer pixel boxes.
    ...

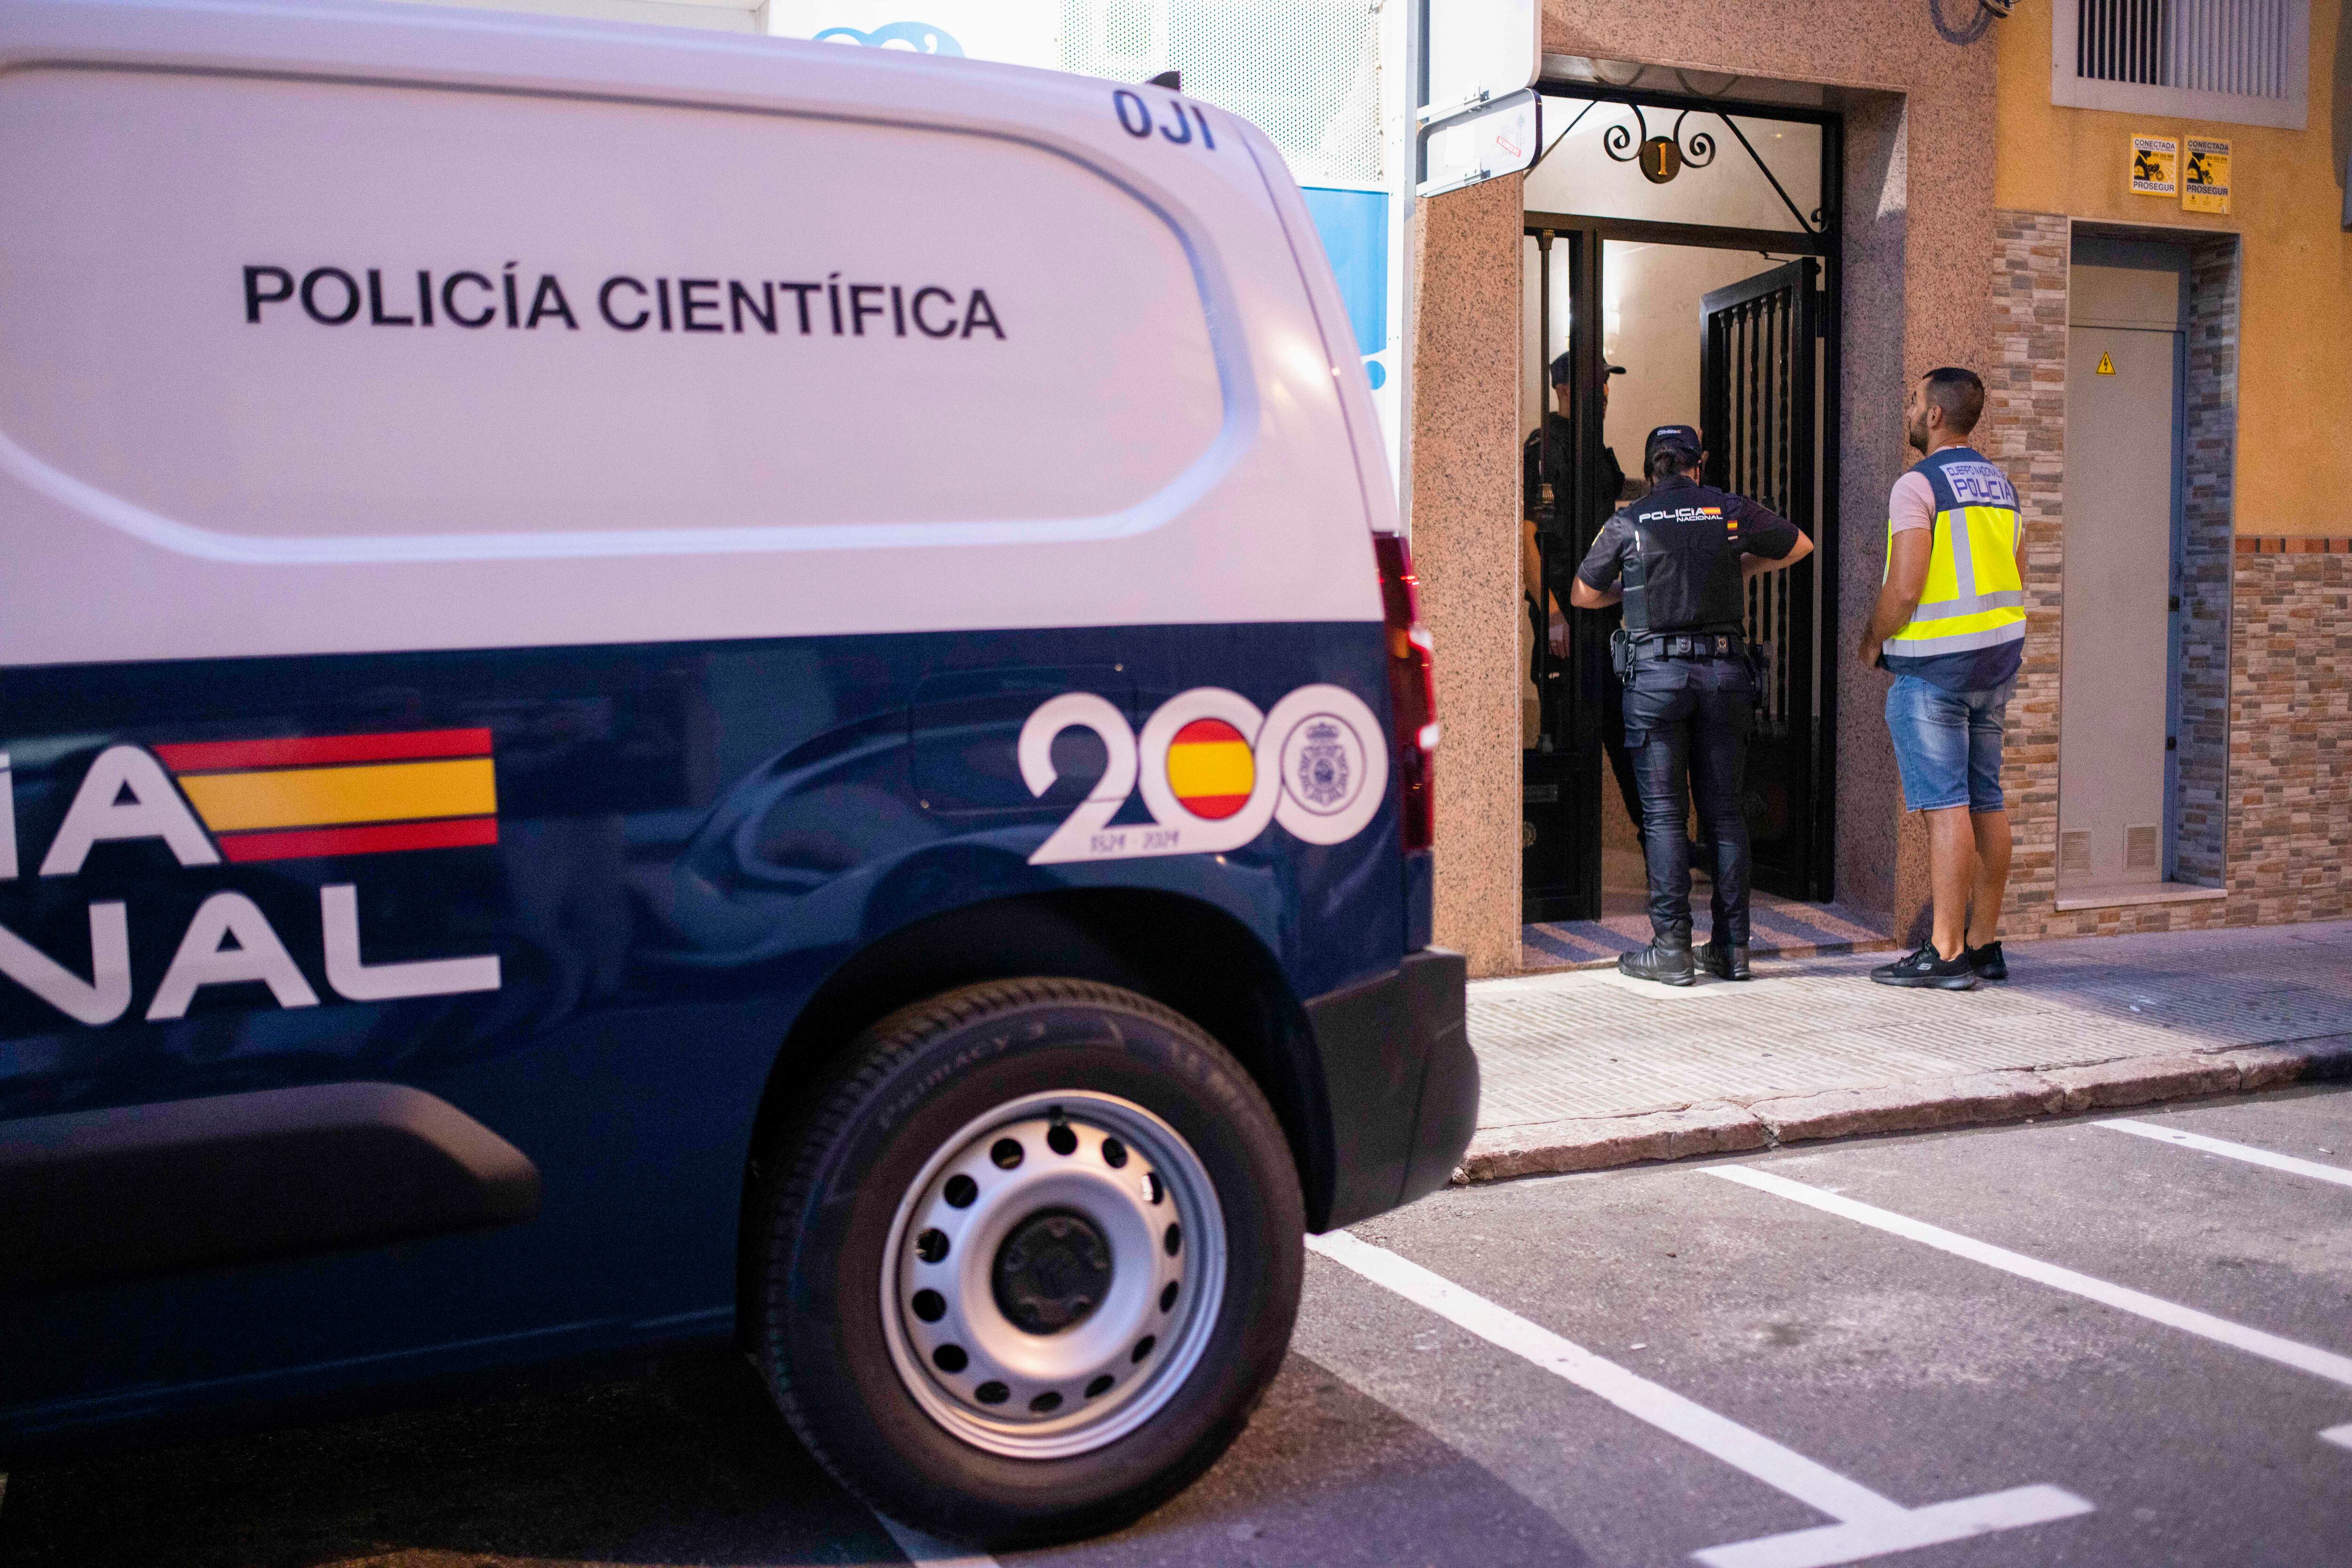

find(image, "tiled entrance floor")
[1522,887,1891,971]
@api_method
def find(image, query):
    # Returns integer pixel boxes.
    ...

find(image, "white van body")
[0,0,1394,666]
[0,0,1470,1545]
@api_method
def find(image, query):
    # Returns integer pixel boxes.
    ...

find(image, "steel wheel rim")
[880,1089,1228,1460]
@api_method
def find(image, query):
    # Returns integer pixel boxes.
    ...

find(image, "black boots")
[1619,936,1696,987]
[1699,939,1752,981]
[1621,936,1751,986]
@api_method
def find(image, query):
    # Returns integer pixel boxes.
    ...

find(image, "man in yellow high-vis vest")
[1855,367,2027,991]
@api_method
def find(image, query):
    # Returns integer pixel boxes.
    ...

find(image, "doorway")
[1518,85,1841,925]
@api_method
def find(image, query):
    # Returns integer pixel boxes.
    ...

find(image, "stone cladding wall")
[2173,235,2240,885]
[2035,543,2352,935]
[2220,541,2352,926]
[1982,210,2069,933]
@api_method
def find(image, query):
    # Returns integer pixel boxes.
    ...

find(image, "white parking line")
[880,1515,1001,1568]
[2097,1118,2352,1189]
[1309,1229,2091,1568]
[1708,1166,2352,1392]
[2323,1424,2352,1452]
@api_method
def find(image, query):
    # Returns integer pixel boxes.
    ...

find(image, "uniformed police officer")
[1522,353,1628,655]
[1569,425,1813,986]
[1523,353,1640,830]
[1523,353,1627,540]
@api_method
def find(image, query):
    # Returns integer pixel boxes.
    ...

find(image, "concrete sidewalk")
[1462,918,2352,1182]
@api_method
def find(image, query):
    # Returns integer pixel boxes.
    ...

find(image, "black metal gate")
[1520,228,1613,923]
[1701,258,1827,900]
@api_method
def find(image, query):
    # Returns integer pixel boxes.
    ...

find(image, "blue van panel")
[0,622,1403,1439]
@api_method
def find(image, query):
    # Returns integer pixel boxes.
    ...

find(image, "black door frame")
[1521,84,1843,914]
[1520,225,1612,924]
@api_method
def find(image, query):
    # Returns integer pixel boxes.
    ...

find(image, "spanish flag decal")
[1164,718,1254,820]
[153,728,497,864]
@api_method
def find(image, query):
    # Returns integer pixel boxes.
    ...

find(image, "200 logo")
[1020,685,1387,865]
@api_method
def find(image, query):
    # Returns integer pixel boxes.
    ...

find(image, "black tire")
[755,978,1304,1547]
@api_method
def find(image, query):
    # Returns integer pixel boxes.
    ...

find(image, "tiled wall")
[2223,543,2352,926]
[1986,213,2347,937]
[1982,211,2069,933]
[2036,544,2351,934]
[2174,236,2240,885]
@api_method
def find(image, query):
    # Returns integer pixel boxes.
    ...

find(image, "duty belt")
[1635,633,1743,661]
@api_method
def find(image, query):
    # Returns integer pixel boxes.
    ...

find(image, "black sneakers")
[1868,944,1979,990]
[1967,940,2008,981]
[1699,940,1752,981]
[1619,939,1697,987]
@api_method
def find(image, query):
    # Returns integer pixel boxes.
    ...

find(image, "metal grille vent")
[2125,823,2160,871]
[1060,0,1383,183]
[2075,0,2296,99]
[2061,830,2094,877]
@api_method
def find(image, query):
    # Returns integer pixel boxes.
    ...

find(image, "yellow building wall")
[1994,0,2352,534]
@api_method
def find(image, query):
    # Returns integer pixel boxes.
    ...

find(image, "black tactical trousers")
[1598,634,1647,839]
[1623,654,1756,945]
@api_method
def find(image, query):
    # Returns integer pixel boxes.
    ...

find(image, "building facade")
[1986,0,2352,939]
[1413,0,2351,975]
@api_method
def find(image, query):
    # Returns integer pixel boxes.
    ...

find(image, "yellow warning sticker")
[2096,351,2116,375]
[2131,134,2178,196]
[2183,138,2231,214]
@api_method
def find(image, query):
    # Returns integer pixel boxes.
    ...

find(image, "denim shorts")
[1885,674,2014,812]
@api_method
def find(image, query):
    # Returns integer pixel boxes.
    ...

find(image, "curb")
[1454,1034,2352,1185]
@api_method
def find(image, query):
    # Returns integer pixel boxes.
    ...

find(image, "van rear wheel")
[756,979,1303,1547]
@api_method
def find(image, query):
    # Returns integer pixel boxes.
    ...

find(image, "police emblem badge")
[1293,719,1351,809]
[1274,707,1370,830]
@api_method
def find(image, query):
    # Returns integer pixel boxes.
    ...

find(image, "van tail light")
[1372,533,1438,853]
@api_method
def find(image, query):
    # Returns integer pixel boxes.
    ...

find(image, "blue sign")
[1299,187,1388,382]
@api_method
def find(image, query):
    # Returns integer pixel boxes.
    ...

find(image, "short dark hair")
[1647,447,1699,482]
[1921,366,1985,436]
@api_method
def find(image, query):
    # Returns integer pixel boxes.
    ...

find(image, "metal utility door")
[2060,326,2178,887]
[1700,258,1824,900]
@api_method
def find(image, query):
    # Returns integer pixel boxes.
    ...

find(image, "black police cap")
[1645,424,1702,465]
[1548,352,1627,386]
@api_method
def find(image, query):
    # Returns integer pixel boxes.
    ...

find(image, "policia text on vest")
[1570,424,1812,987]
[1856,367,2028,993]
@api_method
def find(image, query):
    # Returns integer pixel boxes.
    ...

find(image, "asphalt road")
[7,1085,2349,1568]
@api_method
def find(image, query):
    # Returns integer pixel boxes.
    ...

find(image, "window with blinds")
[2055,0,2309,128]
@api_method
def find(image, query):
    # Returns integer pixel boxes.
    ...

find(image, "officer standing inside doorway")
[1570,425,1813,985]
[1522,353,1628,651]
[1523,352,1636,815]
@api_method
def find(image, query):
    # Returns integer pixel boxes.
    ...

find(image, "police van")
[0,0,1472,1544]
